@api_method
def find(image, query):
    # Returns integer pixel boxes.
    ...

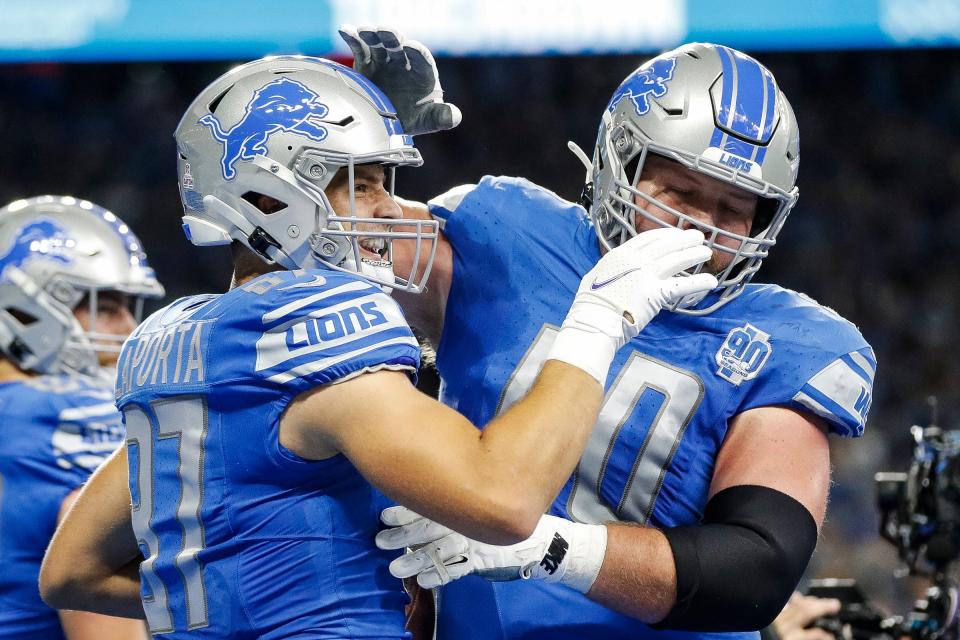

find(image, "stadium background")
[1,0,958,615]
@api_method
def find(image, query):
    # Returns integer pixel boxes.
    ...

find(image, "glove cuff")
[524,517,609,593]
[557,520,608,593]
[547,322,619,386]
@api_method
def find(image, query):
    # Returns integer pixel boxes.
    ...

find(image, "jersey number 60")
[497,326,703,524]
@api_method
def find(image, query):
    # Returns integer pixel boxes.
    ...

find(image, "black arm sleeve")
[654,484,818,632]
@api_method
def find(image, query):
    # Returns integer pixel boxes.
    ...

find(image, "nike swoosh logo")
[590,267,643,290]
[281,274,327,290]
[445,555,470,566]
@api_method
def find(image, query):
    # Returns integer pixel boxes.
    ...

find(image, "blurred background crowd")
[1,4,958,616]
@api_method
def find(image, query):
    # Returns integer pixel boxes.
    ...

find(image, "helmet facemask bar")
[293,149,439,294]
[589,118,798,315]
[68,287,153,358]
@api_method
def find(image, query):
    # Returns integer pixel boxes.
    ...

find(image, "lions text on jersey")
[114,269,420,639]
[428,177,876,640]
[0,374,124,640]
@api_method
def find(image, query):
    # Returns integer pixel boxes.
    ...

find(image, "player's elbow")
[39,556,87,611]
[473,493,541,545]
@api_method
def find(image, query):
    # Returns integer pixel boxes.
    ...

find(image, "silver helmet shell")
[588,43,800,314]
[0,196,164,375]
[175,55,438,292]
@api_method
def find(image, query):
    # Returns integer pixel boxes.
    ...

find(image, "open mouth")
[359,237,387,261]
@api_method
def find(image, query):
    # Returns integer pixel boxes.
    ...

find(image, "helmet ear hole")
[8,308,38,326]
[240,192,288,215]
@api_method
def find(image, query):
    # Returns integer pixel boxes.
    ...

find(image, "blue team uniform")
[428,176,877,640]
[0,374,124,640]
[114,269,420,639]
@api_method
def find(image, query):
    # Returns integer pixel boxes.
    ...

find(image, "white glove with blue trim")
[338,25,462,136]
[376,506,608,592]
[548,227,718,384]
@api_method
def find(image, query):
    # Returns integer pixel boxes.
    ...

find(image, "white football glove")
[548,227,717,384]
[338,24,462,136]
[376,506,608,592]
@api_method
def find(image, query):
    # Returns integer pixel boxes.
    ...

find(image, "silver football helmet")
[174,55,438,292]
[577,43,800,314]
[0,196,164,375]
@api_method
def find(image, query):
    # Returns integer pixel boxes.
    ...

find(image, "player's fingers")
[388,532,467,577]
[358,25,388,67]
[653,243,712,278]
[376,517,452,550]
[614,225,683,253]
[403,40,438,74]
[798,628,836,640]
[376,27,407,67]
[379,505,421,527]
[416,553,473,589]
[376,28,404,51]
[661,273,718,303]
[797,597,842,620]
[411,103,463,135]
[337,24,370,65]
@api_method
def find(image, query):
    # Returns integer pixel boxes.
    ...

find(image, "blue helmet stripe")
[729,48,766,143]
[723,137,756,159]
[753,69,778,164]
[717,45,736,129]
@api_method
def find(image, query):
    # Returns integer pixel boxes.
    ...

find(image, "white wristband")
[546,325,617,386]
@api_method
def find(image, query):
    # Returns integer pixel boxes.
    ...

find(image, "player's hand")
[548,227,717,384]
[338,25,462,136]
[376,507,607,592]
[773,592,841,640]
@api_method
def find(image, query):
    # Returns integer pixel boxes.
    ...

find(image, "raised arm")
[282,227,717,545]
[285,361,600,544]
[40,447,145,620]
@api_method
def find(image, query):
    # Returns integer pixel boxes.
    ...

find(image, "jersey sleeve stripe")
[839,352,874,386]
[265,336,419,384]
[58,402,121,421]
[793,383,864,436]
[793,387,863,436]
[846,350,876,379]
[256,325,416,376]
[263,280,376,324]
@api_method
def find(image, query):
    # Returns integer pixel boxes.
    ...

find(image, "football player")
[343,30,878,640]
[39,56,718,639]
[0,196,161,640]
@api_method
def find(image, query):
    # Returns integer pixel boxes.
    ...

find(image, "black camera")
[810,419,960,640]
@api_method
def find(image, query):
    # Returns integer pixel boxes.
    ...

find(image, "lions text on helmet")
[574,42,800,314]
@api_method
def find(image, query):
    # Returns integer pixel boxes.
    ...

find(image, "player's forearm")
[59,608,149,640]
[478,360,603,526]
[41,554,142,618]
[585,522,677,623]
[43,559,145,619]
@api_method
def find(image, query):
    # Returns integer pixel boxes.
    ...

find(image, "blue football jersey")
[114,269,420,639]
[428,176,877,640]
[0,374,124,640]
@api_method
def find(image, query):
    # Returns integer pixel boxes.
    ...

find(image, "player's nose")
[109,306,138,337]
[372,192,402,221]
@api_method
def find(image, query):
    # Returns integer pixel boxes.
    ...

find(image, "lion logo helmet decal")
[0,218,75,277]
[199,76,331,180]
[607,57,677,117]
